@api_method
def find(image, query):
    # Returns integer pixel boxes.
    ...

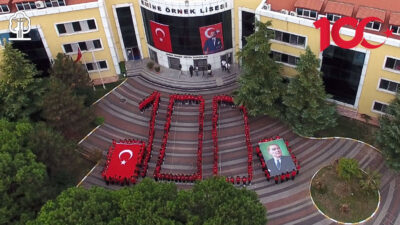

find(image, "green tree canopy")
[234,20,285,118]
[0,44,45,120]
[283,46,337,136]
[41,77,95,139]
[376,92,400,170]
[30,178,267,225]
[0,119,49,225]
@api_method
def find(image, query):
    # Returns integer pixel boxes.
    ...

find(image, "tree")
[175,177,267,225]
[376,92,400,170]
[50,53,92,90]
[50,53,95,106]
[234,20,285,118]
[31,178,267,225]
[283,47,337,136]
[0,119,50,225]
[0,44,45,120]
[41,77,95,139]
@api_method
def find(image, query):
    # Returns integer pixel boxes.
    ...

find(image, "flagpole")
[76,45,96,91]
[91,50,106,89]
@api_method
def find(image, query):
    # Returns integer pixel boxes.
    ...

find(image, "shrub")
[146,61,154,69]
[337,158,361,181]
[360,169,381,195]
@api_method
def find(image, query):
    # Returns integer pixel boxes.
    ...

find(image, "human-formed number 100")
[314,17,385,52]
[139,93,253,182]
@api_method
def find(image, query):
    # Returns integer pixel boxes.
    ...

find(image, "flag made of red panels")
[102,142,144,180]
[150,21,172,53]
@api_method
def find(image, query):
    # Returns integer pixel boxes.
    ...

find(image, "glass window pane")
[385,58,395,69]
[310,11,317,18]
[86,63,94,71]
[58,0,65,6]
[289,35,297,44]
[373,22,380,30]
[373,102,382,111]
[298,36,305,46]
[304,10,310,17]
[72,22,82,32]
[99,61,107,69]
[78,42,87,51]
[93,40,102,49]
[388,82,398,92]
[297,8,303,15]
[87,19,96,30]
[282,33,290,42]
[366,22,373,28]
[334,15,340,21]
[288,56,295,65]
[63,44,72,53]
[379,79,389,89]
[275,31,282,41]
[56,24,66,34]
[1,5,9,11]
[17,3,24,10]
[327,14,333,21]
[395,60,400,71]
[281,54,288,63]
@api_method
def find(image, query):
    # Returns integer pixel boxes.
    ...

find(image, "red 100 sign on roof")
[314,17,394,52]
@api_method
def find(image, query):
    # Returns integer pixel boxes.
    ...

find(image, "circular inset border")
[309,167,381,224]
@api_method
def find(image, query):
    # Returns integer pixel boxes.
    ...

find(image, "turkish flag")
[200,23,224,55]
[150,21,172,53]
[102,142,145,180]
[75,47,82,62]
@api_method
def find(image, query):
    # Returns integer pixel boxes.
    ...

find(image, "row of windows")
[296,8,317,19]
[56,19,97,35]
[16,0,65,11]
[379,79,400,93]
[63,39,102,53]
[0,4,9,13]
[85,60,108,72]
[270,51,300,66]
[271,29,306,47]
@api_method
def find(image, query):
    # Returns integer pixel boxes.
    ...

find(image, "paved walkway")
[78,62,400,225]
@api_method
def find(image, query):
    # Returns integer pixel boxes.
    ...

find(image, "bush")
[337,158,361,181]
[146,61,154,69]
[360,169,380,195]
[154,65,160,72]
[94,117,105,126]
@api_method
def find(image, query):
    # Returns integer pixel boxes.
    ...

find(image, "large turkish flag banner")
[102,141,145,180]
[150,20,172,52]
[200,23,224,55]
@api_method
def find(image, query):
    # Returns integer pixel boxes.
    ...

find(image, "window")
[85,60,108,72]
[270,51,299,66]
[0,4,10,13]
[270,29,306,47]
[296,8,317,19]
[384,57,400,72]
[365,21,381,31]
[373,101,388,113]
[45,0,66,7]
[391,25,400,35]
[62,39,102,54]
[56,19,97,35]
[327,14,341,22]
[379,79,400,93]
[16,2,36,11]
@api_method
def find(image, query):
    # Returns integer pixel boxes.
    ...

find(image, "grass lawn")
[315,116,378,146]
[89,77,127,105]
[311,166,379,223]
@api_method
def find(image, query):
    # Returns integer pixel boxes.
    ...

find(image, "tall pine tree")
[0,44,45,120]
[376,92,400,170]
[234,20,285,118]
[283,47,337,136]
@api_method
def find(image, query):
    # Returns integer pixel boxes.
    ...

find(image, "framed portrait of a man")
[259,139,296,177]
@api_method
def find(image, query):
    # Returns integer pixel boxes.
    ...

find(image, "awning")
[356,6,386,21]
[294,0,324,11]
[324,1,354,17]
[389,13,400,26]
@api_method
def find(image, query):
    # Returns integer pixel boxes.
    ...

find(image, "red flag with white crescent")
[102,142,144,179]
[200,23,224,55]
[75,47,82,62]
[150,21,172,53]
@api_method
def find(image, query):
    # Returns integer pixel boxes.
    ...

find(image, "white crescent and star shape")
[119,149,133,165]
[204,27,215,38]
[155,28,166,42]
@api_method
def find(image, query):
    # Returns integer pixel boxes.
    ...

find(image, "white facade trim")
[0,2,99,21]
[35,25,52,64]
[377,77,399,95]
[98,0,121,74]
[54,18,99,37]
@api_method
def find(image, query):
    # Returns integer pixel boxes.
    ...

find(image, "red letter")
[314,17,330,52]
[331,17,364,49]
